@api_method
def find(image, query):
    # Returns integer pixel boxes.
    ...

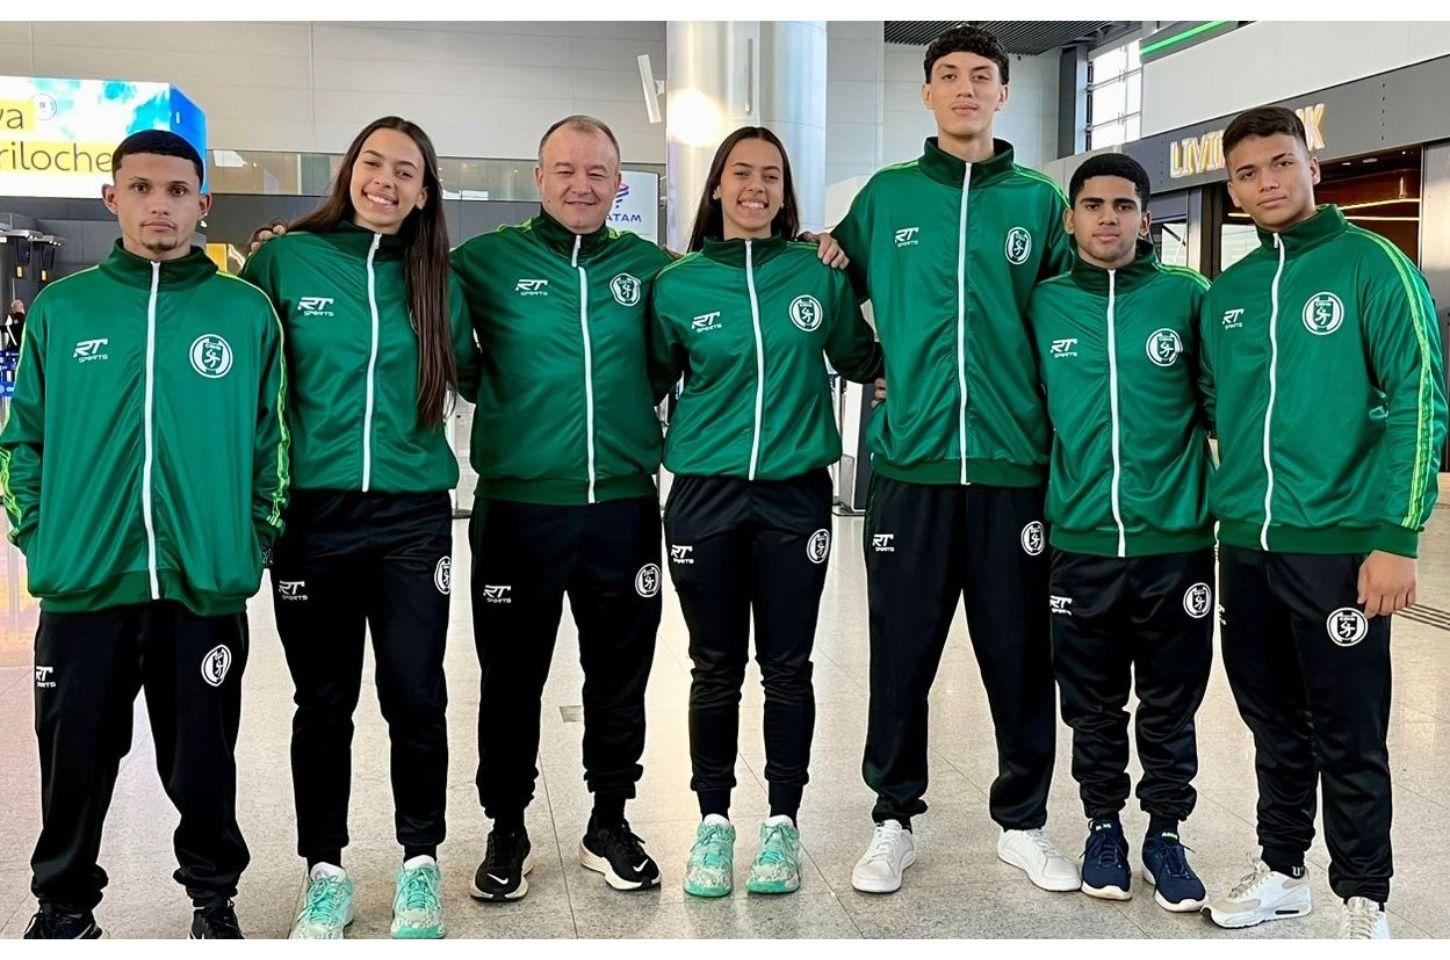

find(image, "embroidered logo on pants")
[434,556,452,595]
[635,563,661,598]
[201,645,233,687]
[1326,607,1368,647]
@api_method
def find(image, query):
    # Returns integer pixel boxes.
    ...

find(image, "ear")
[1225,180,1244,212]
[1062,205,1074,237]
[416,184,428,210]
[996,83,1011,113]
[101,183,119,215]
[1308,155,1322,187]
[1140,210,1153,238]
[198,192,214,217]
[920,82,932,111]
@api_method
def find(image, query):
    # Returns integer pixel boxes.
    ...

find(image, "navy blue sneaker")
[1141,828,1206,912]
[1079,819,1131,900]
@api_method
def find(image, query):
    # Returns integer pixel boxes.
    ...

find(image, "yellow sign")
[0,140,116,175]
[0,98,37,132]
[1170,103,1327,179]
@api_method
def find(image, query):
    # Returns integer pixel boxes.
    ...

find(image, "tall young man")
[0,130,290,939]
[828,25,1078,893]
[450,116,671,899]
[1029,154,1214,911]
[1200,106,1446,939]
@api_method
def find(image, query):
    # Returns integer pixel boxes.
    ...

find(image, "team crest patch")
[806,529,831,564]
[201,645,233,687]
[1146,328,1184,367]
[1183,582,1212,619]
[789,295,823,332]
[1326,607,1368,646]
[610,273,641,306]
[1004,227,1033,265]
[190,334,234,379]
[1302,292,1344,335]
[434,556,452,595]
[1020,521,1045,556]
[635,563,661,598]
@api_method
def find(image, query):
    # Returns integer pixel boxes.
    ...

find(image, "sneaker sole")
[1081,880,1133,901]
[390,920,444,939]
[850,848,916,894]
[997,846,1080,893]
[1202,899,1313,929]
[1141,865,1204,913]
[683,881,732,898]
[578,844,661,891]
[469,851,535,902]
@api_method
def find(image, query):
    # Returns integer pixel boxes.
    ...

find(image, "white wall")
[1142,21,1450,136]
[0,21,667,162]
[882,45,1058,169]
[826,21,884,188]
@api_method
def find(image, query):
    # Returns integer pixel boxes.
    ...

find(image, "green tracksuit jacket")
[1029,240,1213,557]
[648,235,883,480]
[451,210,671,505]
[832,137,1075,487]
[0,242,290,614]
[240,221,480,494]
[1200,205,1447,557]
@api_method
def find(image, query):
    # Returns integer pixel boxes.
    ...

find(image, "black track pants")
[31,602,250,910]
[862,476,1056,829]
[664,470,831,814]
[1219,546,1393,903]
[470,494,661,820]
[1049,548,1214,822]
[272,489,453,862]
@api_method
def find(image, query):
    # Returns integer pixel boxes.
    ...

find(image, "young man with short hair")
[1029,153,1213,911]
[450,115,671,899]
[1199,105,1446,938]
[828,25,1078,894]
[0,130,290,939]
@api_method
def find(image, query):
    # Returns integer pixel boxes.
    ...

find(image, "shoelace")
[398,867,439,911]
[1153,837,1195,880]
[487,831,526,873]
[1345,902,1379,939]
[198,900,241,937]
[1024,829,1058,856]
[755,825,795,867]
[1086,830,1126,869]
[691,825,732,870]
[601,824,651,868]
[866,825,902,861]
[300,877,346,923]
[1227,860,1271,900]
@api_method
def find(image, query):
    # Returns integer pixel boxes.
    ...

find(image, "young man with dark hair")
[0,129,290,938]
[828,23,1079,894]
[1029,152,1214,911]
[1200,105,1446,938]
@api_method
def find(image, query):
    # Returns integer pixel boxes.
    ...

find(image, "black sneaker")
[578,819,661,891]
[189,899,244,939]
[23,902,103,939]
[470,826,533,901]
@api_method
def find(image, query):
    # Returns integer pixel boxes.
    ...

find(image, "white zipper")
[1105,269,1126,558]
[361,232,381,492]
[956,162,973,485]
[745,240,765,481]
[142,260,161,600]
[573,235,598,504]
[1261,235,1286,550]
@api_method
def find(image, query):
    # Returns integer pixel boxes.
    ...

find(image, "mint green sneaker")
[683,815,735,898]
[746,816,803,894]
[391,856,445,939]
[290,864,354,939]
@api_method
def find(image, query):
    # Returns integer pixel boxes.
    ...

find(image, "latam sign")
[607,169,659,243]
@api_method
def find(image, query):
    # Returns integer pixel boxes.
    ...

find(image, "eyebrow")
[361,149,416,168]
[731,162,782,172]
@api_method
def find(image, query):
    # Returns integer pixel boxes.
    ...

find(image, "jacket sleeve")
[253,299,290,552]
[823,270,883,383]
[1039,187,1076,281]
[449,270,482,405]
[0,297,47,553]
[830,184,872,302]
[1361,246,1448,557]
[646,279,686,404]
[1196,289,1217,437]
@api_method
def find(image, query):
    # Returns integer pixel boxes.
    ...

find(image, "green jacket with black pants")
[449,209,671,845]
[1200,204,1446,902]
[1029,238,1216,831]
[647,234,882,821]
[831,136,1074,828]
[240,220,481,868]
[0,240,290,911]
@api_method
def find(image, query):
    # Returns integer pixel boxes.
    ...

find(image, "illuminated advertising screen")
[0,75,207,199]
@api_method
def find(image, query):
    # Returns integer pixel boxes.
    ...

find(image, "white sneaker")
[997,828,1080,892]
[851,820,916,894]
[1338,897,1391,939]
[1203,858,1312,929]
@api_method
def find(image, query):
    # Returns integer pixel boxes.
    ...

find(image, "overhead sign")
[1170,102,1326,179]
[608,170,659,243]
[0,76,207,198]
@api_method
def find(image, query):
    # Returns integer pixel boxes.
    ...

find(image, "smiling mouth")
[363,191,397,209]
[738,199,768,213]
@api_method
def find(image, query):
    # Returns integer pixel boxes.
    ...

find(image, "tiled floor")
[1,478,1448,938]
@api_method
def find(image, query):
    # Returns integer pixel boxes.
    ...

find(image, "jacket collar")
[530,206,613,261]
[1069,238,1158,295]
[1256,204,1347,256]
[314,219,407,261]
[98,240,217,290]
[699,234,789,269]
[918,137,1017,188]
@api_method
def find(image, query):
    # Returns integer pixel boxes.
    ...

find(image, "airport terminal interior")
[3,17,1450,939]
